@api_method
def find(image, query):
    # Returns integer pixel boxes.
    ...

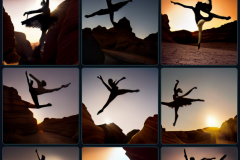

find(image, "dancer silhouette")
[85,0,132,27]
[161,80,204,126]
[36,149,45,160]
[22,0,58,49]
[184,149,227,160]
[97,75,139,115]
[25,71,71,109]
[171,0,231,49]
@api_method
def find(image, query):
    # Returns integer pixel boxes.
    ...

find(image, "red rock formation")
[3,8,20,63]
[89,17,158,57]
[161,14,174,42]
[82,103,105,144]
[38,114,79,142]
[14,32,33,58]
[123,147,158,160]
[3,85,38,140]
[98,123,128,144]
[82,28,105,64]
[218,115,237,143]
[41,0,79,65]
[128,115,158,144]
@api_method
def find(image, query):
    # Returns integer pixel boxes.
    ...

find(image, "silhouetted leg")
[109,11,117,26]
[191,99,204,102]
[220,155,227,160]
[85,8,110,18]
[210,13,231,20]
[97,93,117,115]
[30,91,52,109]
[173,106,179,126]
[117,89,140,95]
[112,0,132,12]
[39,30,47,49]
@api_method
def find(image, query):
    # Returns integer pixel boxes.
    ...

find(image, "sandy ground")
[161,42,237,65]
[103,49,158,65]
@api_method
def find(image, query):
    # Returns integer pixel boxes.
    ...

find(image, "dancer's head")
[41,80,47,87]
[195,2,203,8]
[176,88,183,93]
[41,155,45,160]
[41,0,46,6]
[190,157,195,160]
[108,79,113,85]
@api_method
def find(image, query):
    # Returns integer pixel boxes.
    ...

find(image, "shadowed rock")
[161,14,174,42]
[128,115,158,144]
[84,17,158,57]
[98,123,128,144]
[3,85,38,143]
[14,32,33,58]
[126,129,140,142]
[38,114,79,143]
[82,28,105,65]
[123,147,158,160]
[40,0,79,65]
[82,103,105,144]
[3,8,20,63]
[218,115,237,143]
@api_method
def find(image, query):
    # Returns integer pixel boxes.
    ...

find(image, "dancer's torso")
[42,4,50,15]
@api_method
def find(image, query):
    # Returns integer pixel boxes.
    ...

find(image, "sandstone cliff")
[123,148,158,160]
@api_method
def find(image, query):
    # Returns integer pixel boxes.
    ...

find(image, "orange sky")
[162,0,237,31]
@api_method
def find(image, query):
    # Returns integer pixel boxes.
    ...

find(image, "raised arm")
[171,1,194,9]
[115,77,126,85]
[25,71,30,87]
[181,87,197,97]
[36,149,41,160]
[24,8,42,16]
[174,80,179,92]
[184,149,188,160]
[97,75,111,91]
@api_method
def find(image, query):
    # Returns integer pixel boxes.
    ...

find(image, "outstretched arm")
[97,75,111,91]
[182,87,197,97]
[171,1,194,9]
[184,149,188,160]
[174,80,179,92]
[25,71,30,87]
[115,77,126,85]
[36,149,41,160]
[24,9,42,16]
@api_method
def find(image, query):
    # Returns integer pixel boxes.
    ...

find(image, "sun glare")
[108,148,129,160]
[207,116,217,127]
[104,117,111,124]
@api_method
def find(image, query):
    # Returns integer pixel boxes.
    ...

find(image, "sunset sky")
[161,68,237,131]
[3,68,79,124]
[82,147,129,160]
[162,0,237,31]
[162,147,237,160]
[82,68,158,134]
[3,0,65,43]
[3,147,79,160]
[82,0,158,39]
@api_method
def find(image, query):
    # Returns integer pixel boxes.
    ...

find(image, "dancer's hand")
[97,75,102,80]
[122,77,126,80]
[25,71,28,75]
[171,1,176,4]
[35,149,38,153]
[194,87,197,89]
[23,12,28,16]
[62,83,71,88]
[176,80,179,83]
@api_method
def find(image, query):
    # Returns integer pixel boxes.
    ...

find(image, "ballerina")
[21,0,58,50]
[85,0,132,27]
[161,80,204,126]
[36,149,45,160]
[171,0,231,49]
[97,75,139,115]
[25,71,71,109]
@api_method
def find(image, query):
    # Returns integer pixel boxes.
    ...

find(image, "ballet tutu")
[21,14,58,31]
[161,98,199,108]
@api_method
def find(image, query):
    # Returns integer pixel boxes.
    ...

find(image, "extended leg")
[97,94,117,115]
[117,89,140,95]
[39,30,47,50]
[190,98,204,102]
[173,106,179,126]
[30,91,52,109]
[85,8,110,18]
[210,13,231,20]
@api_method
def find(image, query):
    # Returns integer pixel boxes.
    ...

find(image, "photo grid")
[1,0,239,160]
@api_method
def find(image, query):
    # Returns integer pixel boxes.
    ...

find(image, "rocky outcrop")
[218,115,237,143]
[40,0,79,65]
[14,32,33,58]
[38,114,79,142]
[3,85,38,139]
[3,8,20,63]
[98,123,128,144]
[82,103,105,144]
[126,129,140,142]
[128,115,158,144]
[84,17,158,57]
[82,28,105,65]
[161,14,174,42]
[172,30,193,44]
[123,147,158,160]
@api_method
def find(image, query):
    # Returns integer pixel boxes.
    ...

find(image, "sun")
[104,117,111,124]
[207,116,217,127]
